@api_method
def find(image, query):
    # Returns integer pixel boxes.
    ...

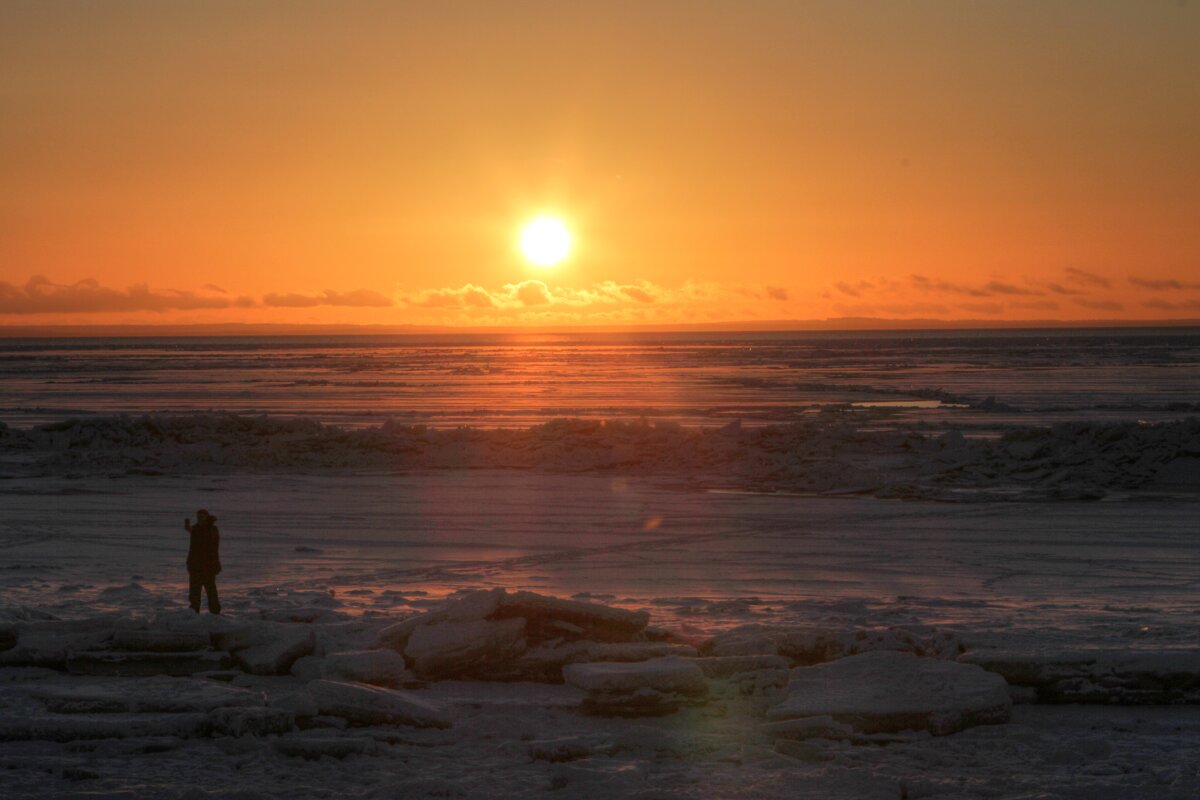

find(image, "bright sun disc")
[519,216,571,267]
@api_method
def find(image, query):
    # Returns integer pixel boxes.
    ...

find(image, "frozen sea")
[0,328,1198,799]
[3,327,1199,429]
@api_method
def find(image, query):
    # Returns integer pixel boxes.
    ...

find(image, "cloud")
[512,280,552,306]
[958,303,1004,315]
[262,293,321,308]
[404,280,676,311]
[572,281,664,306]
[834,281,874,298]
[319,289,394,307]
[203,283,228,294]
[1143,298,1200,311]
[0,275,233,315]
[911,275,982,295]
[1042,282,1083,296]
[1011,300,1060,311]
[955,303,1003,316]
[404,284,495,309]
[910,275,1041,297]
[833,302,950,316]
[981,281,1039,296]
[1073,298,1123,311]
[1128,276,1200,291]
[398,279,791,325]
[262,289,393,308]
[620,285,656,303]
[1065,268,1112,288]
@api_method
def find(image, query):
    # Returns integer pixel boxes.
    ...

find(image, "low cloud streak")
[262,289,394,308]
[911,275,1042,297]
[1065,268,1112,289]
[0,276,237,315]
[1129,277,1200,291]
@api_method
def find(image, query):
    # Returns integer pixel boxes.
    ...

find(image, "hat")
[197,509,215,521]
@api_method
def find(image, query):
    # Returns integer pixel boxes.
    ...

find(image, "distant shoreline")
[2,318,1199,339]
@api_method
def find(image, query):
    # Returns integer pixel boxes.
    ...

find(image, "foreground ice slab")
[27,675,263,714]
[111,628,212,653]
[218,623,316,675]
[768,651,1011,736]
[563,657,708,716]
[66,650,233,677]
[321,649,410,688]
[306,679,451,728]
[494,591,651,643]
[404,617,527,680]
[0,674,267,742]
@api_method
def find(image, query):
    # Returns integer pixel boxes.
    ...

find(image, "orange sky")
[2,1,1198,328]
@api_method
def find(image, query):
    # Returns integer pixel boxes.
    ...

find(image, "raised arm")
[184,517,192,533]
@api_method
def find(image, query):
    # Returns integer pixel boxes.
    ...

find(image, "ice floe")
[767,651,1012,735]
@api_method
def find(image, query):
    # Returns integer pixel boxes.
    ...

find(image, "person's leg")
[188,573,202,612]
[205,576,221,614]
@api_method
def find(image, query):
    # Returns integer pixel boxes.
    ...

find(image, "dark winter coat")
[187,519,222,577]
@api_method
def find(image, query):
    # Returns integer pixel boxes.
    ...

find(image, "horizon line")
[1,316,1199,339]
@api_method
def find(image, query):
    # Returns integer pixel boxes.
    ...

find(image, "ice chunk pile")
[214,622,316,675]
[3,585,1198,769]
[9,413,1199,500]
[960,647,1200,704]
[938,418,1200,498]
[376,588,666,682]
[701,624,965,663]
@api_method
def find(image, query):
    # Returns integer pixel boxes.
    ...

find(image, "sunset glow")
[1,2,1198,330]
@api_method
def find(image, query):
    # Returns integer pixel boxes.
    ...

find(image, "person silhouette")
[184,509,222,614]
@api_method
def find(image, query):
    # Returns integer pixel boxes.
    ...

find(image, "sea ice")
[404,617,527,679]
[767,651,1011,735]
[215,622,315,676]
[28,675,263,714]
[493,591,651,642]
[960,647,1200,704]
[17,412,1199,500]
[111,629,212,653]
[65,650,233,678]
[321,649,409,688]
[563,657,708,716]
[305,679,451,728]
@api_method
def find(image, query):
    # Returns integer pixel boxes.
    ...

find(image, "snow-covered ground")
[2,470,1197,798]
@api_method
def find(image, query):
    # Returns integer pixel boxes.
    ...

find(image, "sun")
[518,216,572,267]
